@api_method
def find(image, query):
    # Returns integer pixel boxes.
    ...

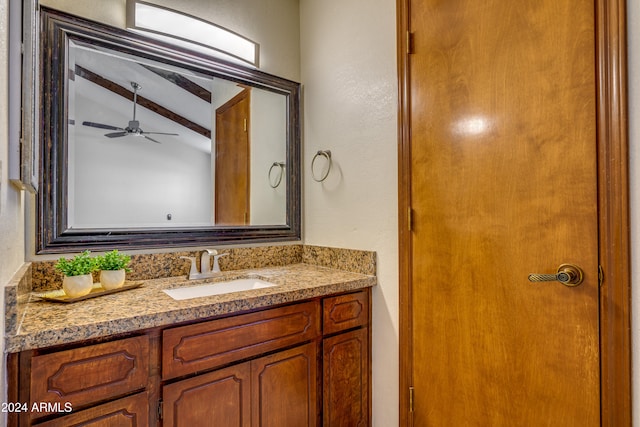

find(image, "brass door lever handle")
[528,264,584,287]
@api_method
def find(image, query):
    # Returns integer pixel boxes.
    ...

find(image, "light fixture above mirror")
[126,0,259,67]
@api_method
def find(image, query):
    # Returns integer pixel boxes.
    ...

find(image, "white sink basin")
[163,278,277,300]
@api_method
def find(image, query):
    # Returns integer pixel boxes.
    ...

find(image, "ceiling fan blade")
[82,121,123,131]
[104,131,128,138]
[143,135,162,144]
[142,131,179,136]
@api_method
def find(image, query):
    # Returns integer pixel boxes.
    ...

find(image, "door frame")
[396,0,631,426]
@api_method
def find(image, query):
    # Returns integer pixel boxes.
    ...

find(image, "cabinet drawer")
[34,392,149,427]
[163,301,320,380]
[29,335,149,420]
[322,291,369,335]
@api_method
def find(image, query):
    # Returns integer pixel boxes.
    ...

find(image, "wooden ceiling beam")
[141,65,212,103]
[74,65,212,139]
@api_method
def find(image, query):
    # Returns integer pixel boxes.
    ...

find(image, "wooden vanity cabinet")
[162,289,370,427]
[9,289,371,427]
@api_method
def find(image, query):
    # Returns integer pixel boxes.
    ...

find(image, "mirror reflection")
[68,40,287,228]
[38,8,300,253]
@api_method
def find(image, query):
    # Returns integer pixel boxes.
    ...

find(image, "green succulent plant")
[55,250,98,276]
[97,250,131,272]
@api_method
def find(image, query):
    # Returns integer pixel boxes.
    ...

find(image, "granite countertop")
[6,263,376,353]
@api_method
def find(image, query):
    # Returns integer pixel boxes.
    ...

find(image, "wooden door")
[215,89,250,225]
[162,362,251,427]
[402,1,605,425]
[251,343,318,427]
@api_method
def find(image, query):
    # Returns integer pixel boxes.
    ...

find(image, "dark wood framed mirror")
[37,8,301,254]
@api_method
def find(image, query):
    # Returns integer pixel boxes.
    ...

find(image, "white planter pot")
[100,269,126,290]
[62,274,94,298]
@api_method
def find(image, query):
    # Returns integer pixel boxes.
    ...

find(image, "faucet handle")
[211,252,229,273]
[179,256,198,279]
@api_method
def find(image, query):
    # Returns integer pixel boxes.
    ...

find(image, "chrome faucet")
[180,249,229,280]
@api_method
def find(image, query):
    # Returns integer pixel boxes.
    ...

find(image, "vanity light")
[126,0,259,67]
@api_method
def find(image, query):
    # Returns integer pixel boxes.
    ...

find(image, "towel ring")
[268,162,285,188]
[311,150,332,182]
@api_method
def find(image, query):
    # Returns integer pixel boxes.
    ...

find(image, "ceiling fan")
[82,81,178,144]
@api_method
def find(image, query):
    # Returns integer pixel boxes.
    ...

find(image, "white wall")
[1,0,27,414]
[250,89,287,225]
[628,0,639,425]
[299,0,399,425]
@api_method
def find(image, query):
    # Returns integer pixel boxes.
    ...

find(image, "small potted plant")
[97,250,131,290]
[55,250,98,298]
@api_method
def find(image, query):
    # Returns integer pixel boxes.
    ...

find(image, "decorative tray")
[33,281,145,303]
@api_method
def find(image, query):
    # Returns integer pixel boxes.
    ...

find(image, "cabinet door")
[162,362,251,427]
[323,328,369,427]
[251,342,318,427]
[34,392,148,427]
